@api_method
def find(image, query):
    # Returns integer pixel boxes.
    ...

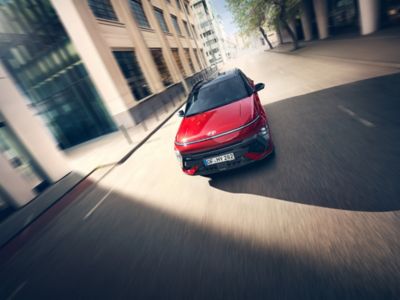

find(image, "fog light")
[260,126,268,135]
[259,126,270,140]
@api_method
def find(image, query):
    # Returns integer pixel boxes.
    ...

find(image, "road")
[1,50,400,299]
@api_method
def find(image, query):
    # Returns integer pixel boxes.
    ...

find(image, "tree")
[226,0,274,49]
[227,0,301,51]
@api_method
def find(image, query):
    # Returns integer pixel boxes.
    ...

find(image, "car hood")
[176,95,256,145]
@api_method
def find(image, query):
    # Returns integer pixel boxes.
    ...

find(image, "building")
[280,0,400,43]
[0,64,69,212]
[190,0,234,65]
[0,0,207,213]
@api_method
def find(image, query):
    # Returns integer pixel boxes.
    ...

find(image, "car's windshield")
[185,75,251,117]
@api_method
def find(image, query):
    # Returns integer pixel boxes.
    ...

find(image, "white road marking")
[6,282,27,300]
[357,118,375,128]
[338,105,375,128]
[338,105,356,116]
[83,187,115,220]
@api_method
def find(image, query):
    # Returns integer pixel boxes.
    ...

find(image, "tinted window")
[88,0,118,21]
[185,75,251,116]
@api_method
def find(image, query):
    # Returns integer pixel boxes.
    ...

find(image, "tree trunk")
[259,26,273,49]
[276,0,299,50]
[281,18,298,50]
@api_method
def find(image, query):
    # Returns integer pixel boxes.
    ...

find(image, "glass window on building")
[0,121,46,192]
[176,0,182,10]
[129,0,151,28]
[171,15,182,35]
[1,0,116,149]
[184,48,195,74]
[183,20,191,37]
[185,3,190,14]
[171,48,186,77]
[113,50,151,101]
[154,8,169,32]
[88,0,118,21]
[150,48,173,87]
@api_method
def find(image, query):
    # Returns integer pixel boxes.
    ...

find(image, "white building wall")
[191,0,230,65]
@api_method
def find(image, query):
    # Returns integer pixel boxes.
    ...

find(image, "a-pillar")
[358,0,380,35]
[301,0,313,41]
[313,0,329,39]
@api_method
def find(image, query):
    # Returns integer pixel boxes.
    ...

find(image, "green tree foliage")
[227,0,301,50]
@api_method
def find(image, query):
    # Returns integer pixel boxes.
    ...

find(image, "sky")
[211,0,239,37]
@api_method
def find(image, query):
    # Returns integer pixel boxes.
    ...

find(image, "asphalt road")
[1,51,400,299]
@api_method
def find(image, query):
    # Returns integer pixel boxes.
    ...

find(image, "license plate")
[204,153,235,166]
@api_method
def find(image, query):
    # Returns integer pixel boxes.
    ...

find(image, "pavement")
[1,33,400,299]
[271,26,400,68]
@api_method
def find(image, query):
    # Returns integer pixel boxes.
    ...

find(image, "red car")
[174,69,273,175]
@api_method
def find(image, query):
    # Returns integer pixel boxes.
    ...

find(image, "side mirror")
[254,83,265,92]
[177,110,185,117]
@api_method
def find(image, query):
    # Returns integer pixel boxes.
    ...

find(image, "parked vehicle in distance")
[174,69,274,175]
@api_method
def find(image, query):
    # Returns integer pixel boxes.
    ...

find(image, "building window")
[88,0,118,21]
[1,0,116,149]
[129,0,150,28]
[170,15,182,35]
[185,3,190,14]
[150,48,173,87]
[154,8,169,32]
[171,48,186,77]
[0,123,46,190]
[113,50,151,101]
[183,20,191,37]
[176,0,181,10]
[202,30,214,38]
[184,48,195,74]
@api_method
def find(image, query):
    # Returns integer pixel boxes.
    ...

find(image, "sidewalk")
[270,26,400,68]
[0,100,184,249]
[63,102,183,174]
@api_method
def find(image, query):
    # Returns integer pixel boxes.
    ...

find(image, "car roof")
[193,69,242,92]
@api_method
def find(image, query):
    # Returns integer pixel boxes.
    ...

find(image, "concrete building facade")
[51,0,208,130]
[0,0,207,212]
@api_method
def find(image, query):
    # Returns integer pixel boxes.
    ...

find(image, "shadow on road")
[209,73,400,212]
[1,184,400,299]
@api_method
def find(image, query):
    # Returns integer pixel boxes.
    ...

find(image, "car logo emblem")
[207,130,217,136]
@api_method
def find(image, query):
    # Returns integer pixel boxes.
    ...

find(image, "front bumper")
[180,134,273,175]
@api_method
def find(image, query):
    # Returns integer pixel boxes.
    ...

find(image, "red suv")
[174,69,273,175]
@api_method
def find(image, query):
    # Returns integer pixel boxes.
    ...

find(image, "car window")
[185,75,251,117]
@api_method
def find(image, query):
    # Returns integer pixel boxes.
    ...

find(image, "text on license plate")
[204,153,235,166]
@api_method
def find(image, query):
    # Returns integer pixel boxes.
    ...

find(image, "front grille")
[182,135,268,173]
